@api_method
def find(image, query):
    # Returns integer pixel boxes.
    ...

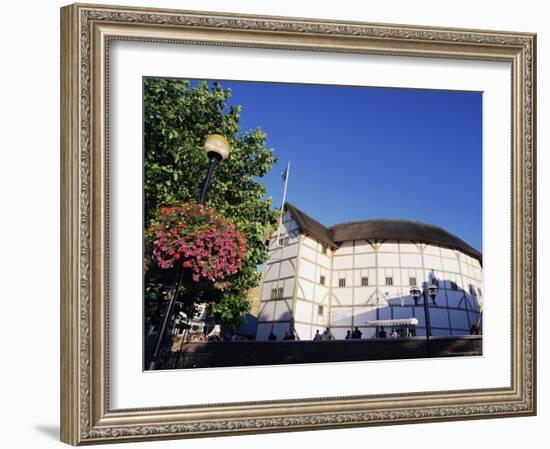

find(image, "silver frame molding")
[60,3,536,445]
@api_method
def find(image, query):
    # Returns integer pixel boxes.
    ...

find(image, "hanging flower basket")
[146,203,247,291]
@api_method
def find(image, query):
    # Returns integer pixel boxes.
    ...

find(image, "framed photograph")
[60,3,536,445]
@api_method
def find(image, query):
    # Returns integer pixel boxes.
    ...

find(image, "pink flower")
[147,201,247,284]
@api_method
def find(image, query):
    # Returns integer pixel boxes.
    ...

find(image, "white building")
[256,203,483,341]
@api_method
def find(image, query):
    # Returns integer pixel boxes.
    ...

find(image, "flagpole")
[276,160,290,247]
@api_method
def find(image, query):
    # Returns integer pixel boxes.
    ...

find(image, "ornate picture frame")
[60,3,536,445]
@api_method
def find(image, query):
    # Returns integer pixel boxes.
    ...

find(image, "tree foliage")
[144,78,278,328]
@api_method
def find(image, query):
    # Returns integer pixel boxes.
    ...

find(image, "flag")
[281,166,288,183]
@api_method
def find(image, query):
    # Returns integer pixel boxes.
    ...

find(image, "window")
[385,277,393,286]
[339,278,346,288]
[319,275,326,285]
[450,281,458,291]
[277,287,284,298]
[270,288,278,299]
[469,284,476,295]
[361,276,369,286]
[318,305,324,315]
[477,287,483,297]
[321,245,327,255]
[409,277,417,286]
[278,236,289,247]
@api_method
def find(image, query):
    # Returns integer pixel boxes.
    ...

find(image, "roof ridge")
[329,218,448,230]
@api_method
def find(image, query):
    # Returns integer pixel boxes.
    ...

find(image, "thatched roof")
[284,203,482,263]
[284,203,336,249]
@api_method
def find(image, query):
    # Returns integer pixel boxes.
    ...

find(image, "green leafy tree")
[144,78,278,328]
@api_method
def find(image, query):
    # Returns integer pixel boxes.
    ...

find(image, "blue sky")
[202,80,482,251]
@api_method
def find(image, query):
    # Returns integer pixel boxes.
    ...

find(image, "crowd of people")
[268,330,297,340]
[313,327,334,340]
[182,332,250,343]
[375,326,415,338]
[266,326,416,341]
[345,327,363,339]
[312,326,414,340]
[178,326,418,344]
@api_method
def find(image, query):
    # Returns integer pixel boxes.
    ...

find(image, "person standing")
[321,327,334,340]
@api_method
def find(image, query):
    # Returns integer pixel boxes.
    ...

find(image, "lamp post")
[409,281,438,357]
[199,134,231,203]
[148,134,230,370]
